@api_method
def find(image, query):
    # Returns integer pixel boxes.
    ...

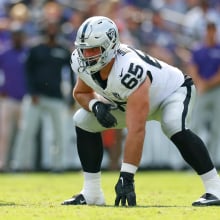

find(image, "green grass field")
[1,171,220,220]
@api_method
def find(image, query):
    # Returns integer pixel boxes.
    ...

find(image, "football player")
[62,16,220,206]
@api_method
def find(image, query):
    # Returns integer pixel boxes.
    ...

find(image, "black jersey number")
[128,46,162,69]
[121,63,143,89]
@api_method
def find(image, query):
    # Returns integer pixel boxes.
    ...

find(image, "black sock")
[171,129,214,175]
[75,126,103,173]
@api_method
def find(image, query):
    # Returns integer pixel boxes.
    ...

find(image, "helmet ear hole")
[101,47,105,53]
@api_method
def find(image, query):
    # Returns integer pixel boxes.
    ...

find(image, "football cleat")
[192,193,220,206]
[61,194,87,205]
[61,193,105,206]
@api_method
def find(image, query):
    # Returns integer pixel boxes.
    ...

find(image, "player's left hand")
[114,172,136,206]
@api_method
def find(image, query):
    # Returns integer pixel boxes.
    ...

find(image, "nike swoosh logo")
[80,199,86,204]
[120,177,124,186]
[196,198,219,204]
[119,69,123,77]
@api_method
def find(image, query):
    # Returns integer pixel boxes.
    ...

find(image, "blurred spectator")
[188,21,220,161]
[43,0,62,23]
[61,9,86,51]
[123,0,152,9]
[121,5,147,48]
[11,21,72,172]
[182,0,220,47]
[8,2,40,46]
[150,0,187,13]
[0,24,28,172]
[140,9,177,65]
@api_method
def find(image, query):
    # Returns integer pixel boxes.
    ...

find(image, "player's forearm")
[123,129,146,167]
[73,91,98,111]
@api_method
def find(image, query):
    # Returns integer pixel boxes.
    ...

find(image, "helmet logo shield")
[106,28,116,43]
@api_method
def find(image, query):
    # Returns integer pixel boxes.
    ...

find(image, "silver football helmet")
[75,16,120,74]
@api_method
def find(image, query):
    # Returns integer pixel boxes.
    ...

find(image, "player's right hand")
[92,101,117,128]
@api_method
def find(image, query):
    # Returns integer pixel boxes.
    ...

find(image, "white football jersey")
[71,44,185,115]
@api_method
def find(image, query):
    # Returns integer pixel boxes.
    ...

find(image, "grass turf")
[0,171,220,220]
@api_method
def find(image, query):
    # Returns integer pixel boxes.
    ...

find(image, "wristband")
[120,162,138,174]
[88,99,99,111]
